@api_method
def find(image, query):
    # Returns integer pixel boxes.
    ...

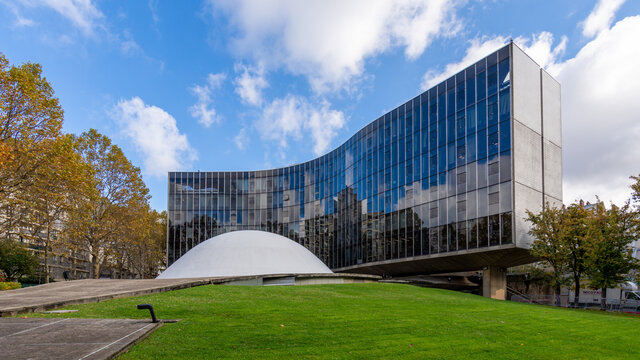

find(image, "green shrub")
[0,281,21,291]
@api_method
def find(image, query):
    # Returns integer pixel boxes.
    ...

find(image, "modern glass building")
[167,43,562,297]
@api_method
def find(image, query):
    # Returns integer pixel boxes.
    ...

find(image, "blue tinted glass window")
[477,129,487,160]
[399,162,405,186]
[447,143,456,170]
[477,71,486,100]
[447,88,455,116]
[499,58,510,91]
[477,100,486,130]
[437,93,446,120]
[392,165,398,188]
[467,133,476,162]
[399,139,405,163]
[488,125,499,155]
[406,138,412,160]
[466,105,476,134]
[447,116,455,143]
[456,82,465,111]
[422,154,429,178]
[456,111,465,139]
[487,65,497,96]
[405,113,413,135]
[438,146,446,173]
[466,77,475,105]
[499,89,510,122]
[438,120,446,147]
[421,102,429,129]
[457,142,466,166]
[429,127,437,150]
[487,95,498,126]
[399,114,405,138]
[500,150,511,183]
[499,120,510,152]
[430,155,437,176]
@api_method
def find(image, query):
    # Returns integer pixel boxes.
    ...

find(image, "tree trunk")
[573,274,580,308]
[601,287,607,310]
[44,222,50,283]
[91,247,100,279]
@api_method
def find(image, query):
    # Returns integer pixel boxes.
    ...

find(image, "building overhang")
[334,245,536,276]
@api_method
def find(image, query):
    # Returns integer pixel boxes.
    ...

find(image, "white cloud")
[234,63,268,107]
[211,0,459,93]
[19,0,104,36]
[421,32,566,90]
[421,36,508,90]
[234,127,249,150]
[257,95,346,155]
[555,15,640,205]
[581,0,626,38]
[189,73,226,127]
[113,97,198,177]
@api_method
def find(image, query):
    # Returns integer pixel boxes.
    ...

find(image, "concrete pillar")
[483,265,506,300]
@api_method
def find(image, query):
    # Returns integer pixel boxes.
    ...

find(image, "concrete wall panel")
[513,121,543,192]
[514,182,543,248]
[542,70,562,147]
[512,45,542,134]
[543,139,563,201]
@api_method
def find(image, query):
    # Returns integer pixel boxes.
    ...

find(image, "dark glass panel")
[477,70,486,101]
[487,65,498,96]
[456,111,465,139]
[499,58,510,91]
[456,82,465,111]
[457,221,467,250]
[499,119,511,152]
[501,212,512,244]
[489,214,500,246]
[466,77,475,105]
[478,216,488,247]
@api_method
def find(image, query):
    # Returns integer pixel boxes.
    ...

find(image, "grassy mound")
[27,283,640,359]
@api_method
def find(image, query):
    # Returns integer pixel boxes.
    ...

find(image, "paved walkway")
[0,317,161,360]
[0,278,214,316]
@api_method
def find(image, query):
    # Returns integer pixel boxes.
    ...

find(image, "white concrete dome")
[157,230,332,279]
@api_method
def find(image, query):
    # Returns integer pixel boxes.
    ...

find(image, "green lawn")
[25,283,640,359]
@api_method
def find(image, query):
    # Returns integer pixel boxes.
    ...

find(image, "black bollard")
[137,304,158,323]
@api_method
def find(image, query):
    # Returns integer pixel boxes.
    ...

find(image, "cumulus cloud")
[421,32,566,89]
[257,95,346,155]
[18,0,104,36]
[556,15,640,205]
[234,127,249,150]
[234,63,268,107]
[211,0,459,93]
[189,73,226,127]
[113,97,198,177]
[581,0,626,38]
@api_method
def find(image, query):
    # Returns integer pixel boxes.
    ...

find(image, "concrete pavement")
[0,317,161,360]
[0,278,214,317]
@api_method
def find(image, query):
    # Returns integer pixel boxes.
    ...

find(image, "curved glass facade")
[168,45,514,269]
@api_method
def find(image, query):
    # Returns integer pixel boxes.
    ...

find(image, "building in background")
[167,42,562,299]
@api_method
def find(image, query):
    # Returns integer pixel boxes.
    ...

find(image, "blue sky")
[1,0,640,211]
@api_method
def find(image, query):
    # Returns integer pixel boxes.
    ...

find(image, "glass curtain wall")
[167,45,513,268]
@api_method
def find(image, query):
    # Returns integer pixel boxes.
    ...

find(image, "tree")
[0,239,39,281]
[527,201,591,307]
[585,202,639,309]
[631,174,640,204]
[563,202,591,307]
[526,204,571,305]
[17,135,91,282]
[65,129,150,278]
[0,53,64,238]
